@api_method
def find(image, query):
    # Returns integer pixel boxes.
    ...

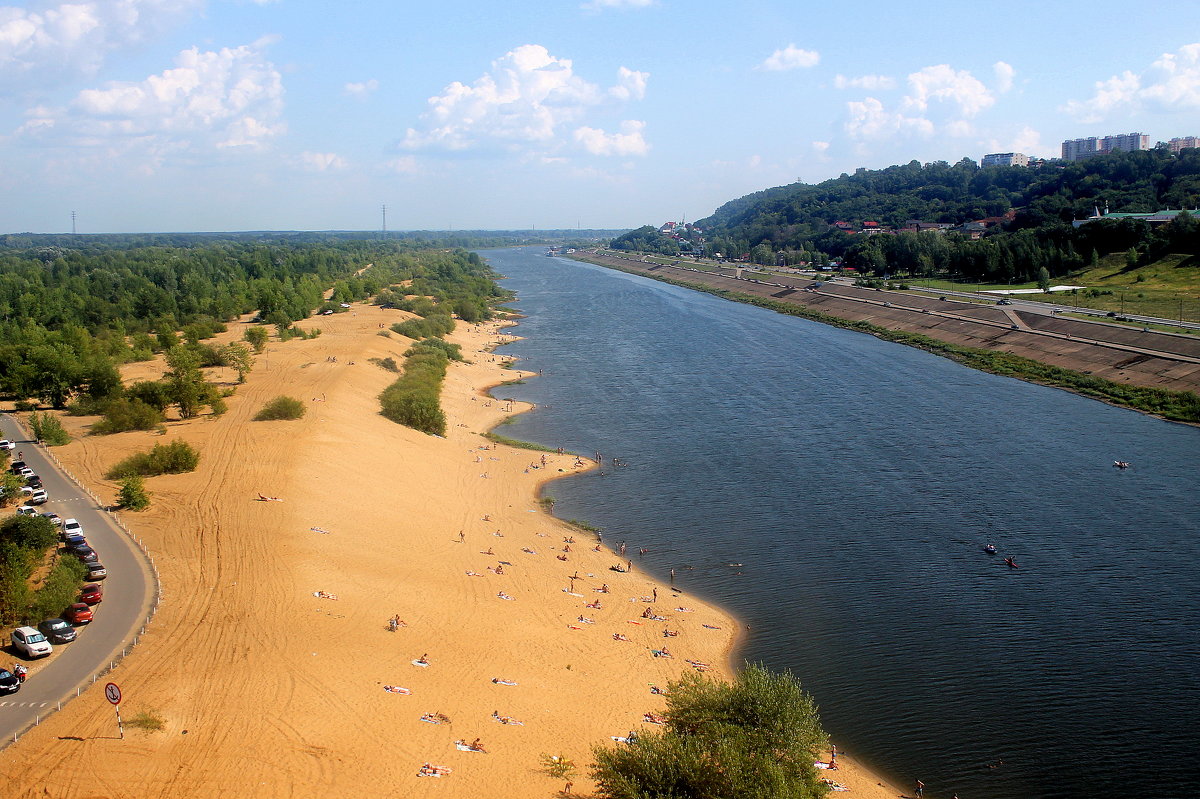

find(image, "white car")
[63,518,83,537]
[16,505,38,516]
[28,489,48,504]
[0,439,14,450]
[12,626,53,659]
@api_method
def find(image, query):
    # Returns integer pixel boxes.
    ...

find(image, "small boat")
[1004,557,1018,569]
[1113,461,1130,469]
[983,544,997,554]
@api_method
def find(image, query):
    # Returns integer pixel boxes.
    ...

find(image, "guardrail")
[2,414,163,749]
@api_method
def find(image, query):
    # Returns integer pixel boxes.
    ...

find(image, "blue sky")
[3,0,1199,233]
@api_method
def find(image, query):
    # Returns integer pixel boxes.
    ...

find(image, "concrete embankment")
[574,252,1200,397]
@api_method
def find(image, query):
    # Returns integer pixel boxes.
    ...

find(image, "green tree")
[222,342,254,383]
[29,412,70,446]
[118,475,151,510]
[244,326,269,353]
[165,346,206,419]
[1037,266,1052,292]
[0,472,24,507]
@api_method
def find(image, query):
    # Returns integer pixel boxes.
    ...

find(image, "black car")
[0,668,20,695]
[26,475,42,489]
[73,545,99,563]
[65,537,89,553]
[38,617,77,644]
[9,461,26,473]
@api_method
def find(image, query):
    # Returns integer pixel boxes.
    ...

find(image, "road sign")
[105,682,122,705]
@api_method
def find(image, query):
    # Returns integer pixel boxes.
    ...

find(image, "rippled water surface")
[483,247,1200,799]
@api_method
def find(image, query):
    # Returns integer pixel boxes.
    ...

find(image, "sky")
[2,0,1200,234]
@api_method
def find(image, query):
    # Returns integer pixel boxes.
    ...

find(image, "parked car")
[29,490,47,504]
[0,439,14,451]
[11,626,53,659]
[9,460,26,472]
[38,618,77,644]
[65,536,89,552]
[16,505,38,516]
[0,667,20,694]
[64,603,93,624]
[85,562,108,581]
[80,584,103,605]
[25,475,42,489]
[63,518,83,537]
[41,512,63,527]
[17,468,34,479]
[74,546,99,564]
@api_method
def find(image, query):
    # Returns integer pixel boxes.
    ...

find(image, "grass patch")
[497,378,526,386]
[253,396,306,421]
[538,495,556,510]
[369,357,401,373]
[483,432,558,453]
[575,254,1200,423]
[126,709,166,732]
[564,518,601,534]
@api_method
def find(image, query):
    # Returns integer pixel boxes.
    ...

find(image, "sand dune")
[0,303,899,798]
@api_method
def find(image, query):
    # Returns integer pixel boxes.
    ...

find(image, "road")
[0,414,155,744]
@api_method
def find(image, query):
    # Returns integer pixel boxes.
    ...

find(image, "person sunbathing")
[612,633,628,641]
[469,738,487,753]
[663,629,678,637]
[492,677,517,685]
[643,712,667,724]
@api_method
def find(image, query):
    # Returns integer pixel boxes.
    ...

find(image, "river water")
[482,247,1200,799]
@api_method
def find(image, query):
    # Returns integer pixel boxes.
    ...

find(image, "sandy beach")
[0,302,903,798]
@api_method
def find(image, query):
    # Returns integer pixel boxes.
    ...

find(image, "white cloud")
[384,155,419,174]
[300,151,346,171]
[573,119,648,156]
[834,74,896,90]
[402,44,647,156]
[609,66,648,101]
[759,44,819,72]
[903,64,995,116]
[0,0,202,90]
[811,141,829,153]
[993,61,1015,93]
[344,79,378,98]
[17,39,285,153]
[1062,43,1200,122]
[844,96,933,140]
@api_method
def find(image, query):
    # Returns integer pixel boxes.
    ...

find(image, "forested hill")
[697,149,1200,255]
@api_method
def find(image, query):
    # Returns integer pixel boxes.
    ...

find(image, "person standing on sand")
[915,779,924,797]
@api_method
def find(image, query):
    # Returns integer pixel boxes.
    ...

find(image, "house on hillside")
[1072,207,1200,228]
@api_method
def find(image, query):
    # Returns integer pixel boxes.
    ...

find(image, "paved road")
[0,415,155,744]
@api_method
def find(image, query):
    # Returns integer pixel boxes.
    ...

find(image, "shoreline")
[483,271,907,799]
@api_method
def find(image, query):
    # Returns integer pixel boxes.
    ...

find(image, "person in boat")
[984,544,997,553]
[1004,557,1018,568]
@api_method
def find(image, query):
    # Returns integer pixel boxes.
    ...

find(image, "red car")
[80,584,103,605]
[64,603,93,624]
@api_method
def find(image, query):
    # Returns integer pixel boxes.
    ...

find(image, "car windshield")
[47,620,68,630]
[0,670,13,679]
[26,632,46,643]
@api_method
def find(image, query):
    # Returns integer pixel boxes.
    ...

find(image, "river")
[482,246,1200,799]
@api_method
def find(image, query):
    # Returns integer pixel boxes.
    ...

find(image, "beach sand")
[0,303,904,798]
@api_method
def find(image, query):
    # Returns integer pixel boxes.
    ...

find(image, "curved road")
[0,414,155,744]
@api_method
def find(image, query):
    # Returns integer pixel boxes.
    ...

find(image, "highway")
[0,414,156,745]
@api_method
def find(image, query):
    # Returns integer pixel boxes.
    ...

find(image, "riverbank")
[570,250,1200,423]
[0,302,903,798]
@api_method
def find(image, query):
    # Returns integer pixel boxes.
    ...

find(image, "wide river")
[482,247,1200,799]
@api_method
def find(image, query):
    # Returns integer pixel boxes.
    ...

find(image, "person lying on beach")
[257,494,283,502]
[592,544,602,552]
[491,678,518,685]
[577,615,595,624]
[556,554,568,561]
[651,648,673,658]
[522,547,537,554]
[417,763,452,777]
[313,591,338,600]
[465,570,483,577]
[497,591,514,601]
[663,629,679,637]
[702,624,721,630]
[383,685,411,694]
[612,633,629,641]
[685,659,711,672]
[414,654,429,665]
[643,712,667,725]
[649,685,667,695]
[675,607,694,613]
[420,712,451,724]
[491,710,524,725]
[585,601,602,609]
[610,564,626,572]
[597,584,610,593]
[454,739,488,753]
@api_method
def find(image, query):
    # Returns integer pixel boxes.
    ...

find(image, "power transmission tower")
[381,204,387,234]
[71,211,77,235]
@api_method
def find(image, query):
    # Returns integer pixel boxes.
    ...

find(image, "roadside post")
[105,682,123,739]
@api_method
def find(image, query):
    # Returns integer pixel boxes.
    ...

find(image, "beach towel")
[412,660,429,668]
[383,686,411,694]
[491,678,518,686]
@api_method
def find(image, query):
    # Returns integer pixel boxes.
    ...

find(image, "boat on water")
[1113,460,1130,469]
[1004,556,1019,569]
[983,544,997,554]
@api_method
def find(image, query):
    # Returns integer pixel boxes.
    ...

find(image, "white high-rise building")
[1061,133,1149,162]
[981,152,1029,167]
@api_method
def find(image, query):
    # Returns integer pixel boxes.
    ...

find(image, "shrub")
[105,440,200,479]
[253,396,306,421]
[14,400,37,411]
[590,664,827,799]
[391,313,454,340]
[118,475,151,510]
[244,326,269,353]
[91,398,164,435]
[127,381,172,412]
[407,338,463,361]
[126,709,166,732]
[370,357,401,372]
[379,349,448,435]
[29,412,70,446]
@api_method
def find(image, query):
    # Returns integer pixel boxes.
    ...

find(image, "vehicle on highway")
[11,626,53,659]
[85,562,108,581]
[80,584,103,605]
[38,618,77,644]
[997,299,1013,305]
[0,439,14,451]
[64,604,93,624]
[0,668,20,694]
[63,518,83,537]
